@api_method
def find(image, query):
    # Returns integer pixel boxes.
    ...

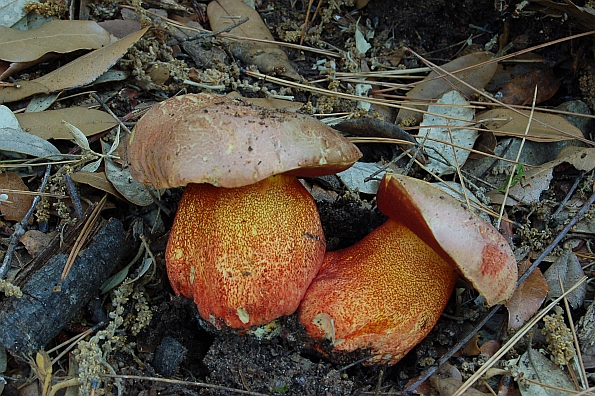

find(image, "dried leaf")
[207,0,300,80]
[102,141,156,206]
[498,70,560,106]
[336,162,385,194]
[226,91,303,112]
[62,120,91,151]
[100,261,133,294]
[16,107,117,139]
[0,171,33,222]
[577,300,595,359]
[430,374,490,396]
[0,103,19,129]
[543,250,586,309]
[70,171,125,200]
[515,348,574,395]
[20,230,57,258]
[492,147,595,204]
[479,339,500,357]
[80,158,103,173]
[0,0,30,28]
[0,52,59,80]
[0,127,60,158]
[124,257,153,284]
[507,259,548,330]
[396,52,497,125]
[418,90,477,175]
[0,27,148,104]
[0,20,111,63]
[478,109,584,142]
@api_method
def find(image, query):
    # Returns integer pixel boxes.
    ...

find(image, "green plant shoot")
[498,164,526,192]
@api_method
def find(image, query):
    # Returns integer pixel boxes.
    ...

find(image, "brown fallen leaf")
[506,259,548,330]
[396,52,497,125]
[0,172,33,223]
[207,0,300,80]
[0,27,148,104]
[543,249,586,309]
[0,20,111,63]
[485,52,545,92]
[225,91,303,112]
[478,108,584,142]
[430,364,491,396]
[98,19,142,39]
[462,333,482,356]
[20,230,57,258]
[498,69,560,106]
[16,108,117,140]
[479,339,500,357]
[70,171,125,201]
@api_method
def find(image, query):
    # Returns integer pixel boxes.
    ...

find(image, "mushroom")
[127,93,362,329]
[298,173,517,364]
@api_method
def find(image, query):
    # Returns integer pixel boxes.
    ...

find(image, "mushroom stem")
[166,174,326,329]
[298,218,458,364]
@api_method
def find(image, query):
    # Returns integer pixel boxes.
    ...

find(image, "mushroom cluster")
[128,93,518,364]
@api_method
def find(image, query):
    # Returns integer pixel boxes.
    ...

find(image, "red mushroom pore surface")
[167,175,326,329]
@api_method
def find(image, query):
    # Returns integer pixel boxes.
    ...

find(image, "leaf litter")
[1,0,595,395]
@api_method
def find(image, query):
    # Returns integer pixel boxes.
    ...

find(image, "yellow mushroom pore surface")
[166,174,326,329]
[298,218,459,364]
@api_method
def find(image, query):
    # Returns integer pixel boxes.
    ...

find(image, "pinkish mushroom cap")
[127,93,362,189]
[376,173,517,306]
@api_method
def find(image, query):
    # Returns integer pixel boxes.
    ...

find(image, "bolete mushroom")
[127,93,362,329]
[298,173,517,364]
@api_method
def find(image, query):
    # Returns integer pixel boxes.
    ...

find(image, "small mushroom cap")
[377,173,517,306]
[127,93,362,189]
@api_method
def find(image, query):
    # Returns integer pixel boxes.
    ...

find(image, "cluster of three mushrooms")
[127,93,517,364]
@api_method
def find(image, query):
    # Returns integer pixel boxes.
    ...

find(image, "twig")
[90,93,132,136]
[495,85,536,229]
[0,164,52,279]
[299,0,314,46]
[517,189,595,287]
[177,17,249,42]
[99,374,269,396]
[403,305,501,393]
[551,171,586,220]
[58,195,107,284]
[63,174,84,220]
[452,277,588,396]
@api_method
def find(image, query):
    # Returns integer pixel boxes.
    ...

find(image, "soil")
[2,0,595,395]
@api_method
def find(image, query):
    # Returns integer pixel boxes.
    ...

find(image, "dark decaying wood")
[0,219,128,358]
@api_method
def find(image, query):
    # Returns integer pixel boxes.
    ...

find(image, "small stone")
[153,336,187,377]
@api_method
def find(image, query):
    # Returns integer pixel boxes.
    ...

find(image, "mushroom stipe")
[167,175,326,329]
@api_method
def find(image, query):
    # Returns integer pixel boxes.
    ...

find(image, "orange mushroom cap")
[298,173,517,364]
[127,93,362,328]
